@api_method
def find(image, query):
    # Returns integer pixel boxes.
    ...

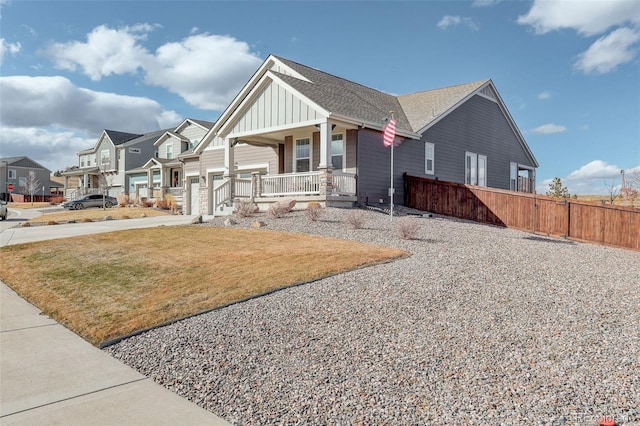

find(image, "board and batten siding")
[230,80,320,135]
[356,94,535,205]
[179,123,208,143]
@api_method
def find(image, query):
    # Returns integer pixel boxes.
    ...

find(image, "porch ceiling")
[231,120,359,147]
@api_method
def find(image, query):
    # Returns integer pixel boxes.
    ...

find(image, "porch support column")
[83,173,89,191]
[318,121,332,169]
[147,169,153,199]
[318,121,334,196]
[224,137,236,201]
[251,171,263,201]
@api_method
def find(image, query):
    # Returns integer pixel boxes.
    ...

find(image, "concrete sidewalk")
[0,214,230,424]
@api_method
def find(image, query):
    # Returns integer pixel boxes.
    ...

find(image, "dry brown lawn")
[0,227,406,346]
[29,207,171,223]
[7,202,52,209]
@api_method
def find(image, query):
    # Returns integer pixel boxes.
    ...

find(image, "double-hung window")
[331,134,344,170]
[425,142,435,175]
[465,151,487,186]
[166,144,173,160]
[295,138,311,172]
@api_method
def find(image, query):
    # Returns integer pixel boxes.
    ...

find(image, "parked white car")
[0,200,7,220]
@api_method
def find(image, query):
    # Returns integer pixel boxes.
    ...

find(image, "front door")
[190,177,199,215]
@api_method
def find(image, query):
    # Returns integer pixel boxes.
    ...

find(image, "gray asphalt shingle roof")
[104,130,143,145]
[273,56,489,136]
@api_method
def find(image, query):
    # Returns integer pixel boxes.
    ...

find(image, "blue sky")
[1,0,638,194]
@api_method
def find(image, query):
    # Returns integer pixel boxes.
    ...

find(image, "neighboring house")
[189,55,538,215]
[63,129,167,199]
[130,118,214,204]
[0,156,52,202]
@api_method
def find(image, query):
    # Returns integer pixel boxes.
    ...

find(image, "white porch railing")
[260,171,355,197]
[332,172,356,195]
[235,178,252,198]
[213,178,232,211]
[261,172,321,196]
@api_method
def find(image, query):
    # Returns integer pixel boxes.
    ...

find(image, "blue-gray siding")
[356,94,536,205]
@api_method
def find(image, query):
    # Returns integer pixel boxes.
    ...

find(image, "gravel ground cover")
[106,207,640,425]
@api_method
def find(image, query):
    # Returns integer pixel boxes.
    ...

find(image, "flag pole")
[383,111,397,222]
[389,111,395,222]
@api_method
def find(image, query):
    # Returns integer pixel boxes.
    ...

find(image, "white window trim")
[425,142,435,175]
[465,151,487,186]
[101,149,110,165]
[8,169,16,179]
[166,144,173,159]
[478,154,487,187]
[293,137,312,172]
[331,133,346,171]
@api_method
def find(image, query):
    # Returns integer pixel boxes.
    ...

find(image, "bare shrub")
[234,199,257,218]
[345,210,365,229]
[305,202,323,222]
[46,220,58,226]
[268,203,289,219]
[155,199,171,210]
[81,218,93,223]
[139,198,154,208]
[119,195,130,207]
[396,217,420,240]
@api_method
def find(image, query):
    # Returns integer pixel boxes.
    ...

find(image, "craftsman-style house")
[185,55,537,215]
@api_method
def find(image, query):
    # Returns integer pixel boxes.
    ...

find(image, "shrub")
[46,220,58,226]
[81,218,93,223]
[305,202,323,222]
[119,195,131,207]
[140,199,154,208]
[396,217,420,240]
[345,210,365,229]
[234,199,257,218]
[267,203,288,219]
[155,199,171,210]
[121,215,130,220]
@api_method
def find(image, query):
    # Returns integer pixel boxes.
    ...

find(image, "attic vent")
[479,85,497,101]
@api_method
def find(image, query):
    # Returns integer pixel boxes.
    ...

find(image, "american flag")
[383,117,397,147]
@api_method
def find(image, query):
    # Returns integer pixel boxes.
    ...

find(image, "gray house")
[190,55,538,214]
[0,156,52,202]
[63,129,167,199]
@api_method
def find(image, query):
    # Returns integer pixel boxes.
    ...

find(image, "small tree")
[22,171,41,205]
[602,178,620,205]
[98,165,115,210]
[546,177,569,198]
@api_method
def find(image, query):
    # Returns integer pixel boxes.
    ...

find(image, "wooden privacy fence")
[404,174,640,251]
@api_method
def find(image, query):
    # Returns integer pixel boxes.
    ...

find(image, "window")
[465,152,487,186]
[425,142,435,175]
[129,147,141,154]
[295,138,311,172]
[8,169,16,179]
[101,149,110,164]
[166,144,173,159]
[331,134,344,170]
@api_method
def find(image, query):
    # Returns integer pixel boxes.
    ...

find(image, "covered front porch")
[212,169,356,213]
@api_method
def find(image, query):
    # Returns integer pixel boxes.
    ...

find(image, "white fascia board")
[269,56,311,82]
[330,113,421,140]
[227,118,328,139]
[197,56,280,152]
[218,71,330,139]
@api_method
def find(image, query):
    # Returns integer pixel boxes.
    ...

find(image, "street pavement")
[0,210,229,425]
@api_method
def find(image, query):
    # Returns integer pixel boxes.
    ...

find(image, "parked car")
[0,200,7,220]
[62,194,118,210]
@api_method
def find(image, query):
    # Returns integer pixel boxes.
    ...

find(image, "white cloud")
[0,127,94,172]
[0,75,181,134]
[518,0,640,75]
[45,24,263,110]
[532,123,566,134]
[537,161,640,195]
[537,91,551,100]
[0,38,21,65]
[517,0,640,36]
[46,24,155,80]
[437,16,479,31]
[574,27,640,74]
[144,33,262,110]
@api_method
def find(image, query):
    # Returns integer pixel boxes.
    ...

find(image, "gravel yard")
[106,207,640,425]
